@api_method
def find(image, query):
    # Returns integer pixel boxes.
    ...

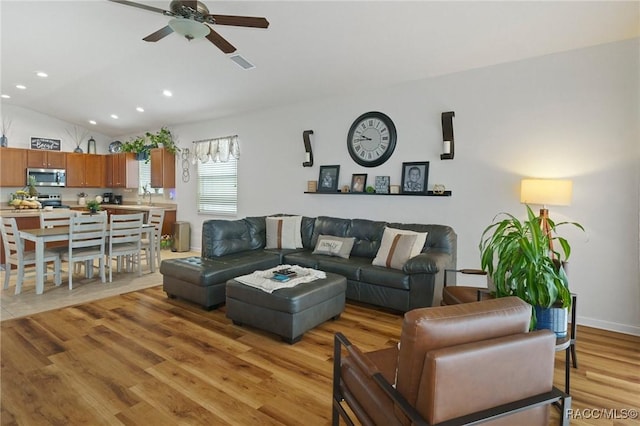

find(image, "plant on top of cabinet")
[122,127,179,162]
[146,127,180,155]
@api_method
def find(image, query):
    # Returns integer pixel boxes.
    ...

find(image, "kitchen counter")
[0,203,176,217]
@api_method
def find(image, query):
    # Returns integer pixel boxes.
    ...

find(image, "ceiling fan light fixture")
[168,18,210,40]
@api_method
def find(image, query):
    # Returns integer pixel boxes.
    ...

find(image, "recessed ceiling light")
[36,72,48,78]
[136,107,145,112]
[89,120,97,125]
[16,84,26,90]
[1,94,10,99]
[162,90,173,97]
[110,114,118,119]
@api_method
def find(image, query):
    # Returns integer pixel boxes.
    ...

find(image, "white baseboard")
[577,315,640,336]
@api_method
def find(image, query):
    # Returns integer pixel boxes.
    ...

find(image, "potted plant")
[479,205,584,335]
[85,199,101,214]
[122,127,179,162]
[146,127,180,155]
[122,136,150,161]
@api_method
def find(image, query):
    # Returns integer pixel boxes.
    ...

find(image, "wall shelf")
[304,190,452,197]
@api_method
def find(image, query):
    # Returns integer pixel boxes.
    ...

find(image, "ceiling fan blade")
[107,0,170,15]
[207,14,269,29]
[143,26,174,42]
[205,27,236,54]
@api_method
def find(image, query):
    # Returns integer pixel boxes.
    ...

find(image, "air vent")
[229,54,255,70]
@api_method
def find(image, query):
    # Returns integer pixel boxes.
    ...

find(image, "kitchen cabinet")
[150,148,175,188]
[105,153,138,188]
[0,147,27,187]
[27,150,66,169]
[66,153,104,187]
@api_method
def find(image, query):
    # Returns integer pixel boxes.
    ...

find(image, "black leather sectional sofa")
[160,215,457,312]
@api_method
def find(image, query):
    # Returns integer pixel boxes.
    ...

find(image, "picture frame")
[351,174,367,193]
[375,176,390,194]
[401,161,429,194]
[318,165,340,192]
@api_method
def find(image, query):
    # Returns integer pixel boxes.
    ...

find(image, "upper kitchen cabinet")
[0,147,27,187]
[66,153,104,187]
[150,148,175,188]
[27,150,66,169]
[105,153,138,188]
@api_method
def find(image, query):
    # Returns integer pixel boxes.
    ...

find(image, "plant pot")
[535,305,568,338]
[135,151,149,161]
[78,197,86,206]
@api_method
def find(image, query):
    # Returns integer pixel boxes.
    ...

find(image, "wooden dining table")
[19,224,156,294]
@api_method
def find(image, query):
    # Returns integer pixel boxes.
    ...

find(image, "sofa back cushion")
[202,218,259,258]
[349,219,387,258]
[310,216,351,248]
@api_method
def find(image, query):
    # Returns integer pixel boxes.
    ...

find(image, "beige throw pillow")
[372,233,418,270]
[380,227,428,258]
[312,235,355,259]
[265,216,303,249]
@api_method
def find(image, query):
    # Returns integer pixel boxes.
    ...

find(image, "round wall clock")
[347,111,397,167]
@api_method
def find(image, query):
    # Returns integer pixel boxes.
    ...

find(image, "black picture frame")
[375,176,390,194]
[318,165,340,192]
[350,174,367,193]
[401,161,429,194]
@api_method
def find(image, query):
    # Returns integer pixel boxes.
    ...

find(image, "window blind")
[138,161,163,195]
[197,158,238,215]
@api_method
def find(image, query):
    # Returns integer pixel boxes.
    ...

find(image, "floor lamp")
[520,179,573,257]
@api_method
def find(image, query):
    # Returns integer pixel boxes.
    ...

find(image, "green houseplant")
[479,205,583,330]
[85,199,101,213]
[122,127,179,162]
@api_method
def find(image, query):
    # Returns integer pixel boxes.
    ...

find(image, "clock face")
[347,111,397,167]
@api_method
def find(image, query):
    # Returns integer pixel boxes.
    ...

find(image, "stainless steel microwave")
[26,168,66,187]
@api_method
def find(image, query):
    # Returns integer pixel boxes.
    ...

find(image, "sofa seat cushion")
[316,255,371,280]
[359,264,411,290]
[283,250,320,269]
[160,252,280,287]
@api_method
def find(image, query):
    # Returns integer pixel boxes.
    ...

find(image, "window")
[138,161,163,195]
[197,158,238,215]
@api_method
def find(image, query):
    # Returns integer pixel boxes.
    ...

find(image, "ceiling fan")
[108,0,269,54]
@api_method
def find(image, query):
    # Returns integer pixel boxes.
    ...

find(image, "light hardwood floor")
[1,283,639,425]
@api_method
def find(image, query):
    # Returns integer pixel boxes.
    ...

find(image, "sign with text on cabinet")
[30,137,61,151]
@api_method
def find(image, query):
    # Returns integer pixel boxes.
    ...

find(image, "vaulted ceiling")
[1,1,638,137]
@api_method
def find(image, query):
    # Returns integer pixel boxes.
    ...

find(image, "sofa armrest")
[403,252,450,274]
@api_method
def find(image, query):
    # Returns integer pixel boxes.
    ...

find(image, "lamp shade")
[168,18,210,40]
[520,179,573,206]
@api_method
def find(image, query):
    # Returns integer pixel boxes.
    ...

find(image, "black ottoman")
[160,253,281,310]
[226,271,347,344]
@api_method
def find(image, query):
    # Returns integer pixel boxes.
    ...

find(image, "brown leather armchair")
[332,297,571,425]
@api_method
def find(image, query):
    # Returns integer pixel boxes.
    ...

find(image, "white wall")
[3,39,638,334]
[169,39,639,335]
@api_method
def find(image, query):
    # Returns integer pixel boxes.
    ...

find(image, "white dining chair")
[40,211,84,274]
[107,213,144,282]
[62,214,107,289]
[140,209,164,271]
[1,217,62,294]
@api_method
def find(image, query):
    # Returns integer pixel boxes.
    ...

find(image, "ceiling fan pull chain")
[181,148,191,183]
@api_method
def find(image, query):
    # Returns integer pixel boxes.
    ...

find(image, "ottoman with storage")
[225,271,347,343]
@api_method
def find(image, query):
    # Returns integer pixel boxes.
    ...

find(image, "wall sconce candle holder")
[440,111,455,160]
[302,129,314,167]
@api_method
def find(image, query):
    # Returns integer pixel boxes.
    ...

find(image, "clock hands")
[354,135,372,142]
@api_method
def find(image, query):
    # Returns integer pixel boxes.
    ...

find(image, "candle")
[305,152,311,163]
[443,140,451,155]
